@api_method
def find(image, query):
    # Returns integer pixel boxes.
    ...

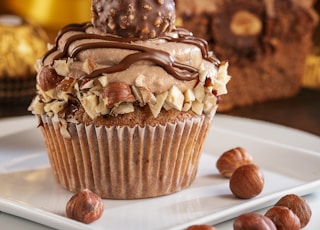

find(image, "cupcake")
[29,0,230,199]
[0,15,48,117]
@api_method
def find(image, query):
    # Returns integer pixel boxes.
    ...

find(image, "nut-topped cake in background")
[176,0,318,111]
[29,0,230,199]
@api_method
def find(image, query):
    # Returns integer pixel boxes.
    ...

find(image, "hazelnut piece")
[265,206,300,230]
[56,77,76,93]
[230,10,262,36]
[37,65,63,91]
[216,147,253,178]
[101,82,136,108]
[229,164,264,199]
[274,194,312,228]
[66,189,104,224]
[186,224,217,230]
[233,212,276,230]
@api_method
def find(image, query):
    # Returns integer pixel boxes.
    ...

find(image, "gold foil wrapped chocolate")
[0,15,48,78]
[0,0,90,36]
[0,15,48,117]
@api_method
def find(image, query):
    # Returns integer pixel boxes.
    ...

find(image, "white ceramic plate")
[0,115,319,230]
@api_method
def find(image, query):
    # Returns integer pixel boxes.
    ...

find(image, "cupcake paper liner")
[39,111,215,199]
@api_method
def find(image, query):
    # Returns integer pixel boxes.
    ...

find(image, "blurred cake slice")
[176,0,318,111]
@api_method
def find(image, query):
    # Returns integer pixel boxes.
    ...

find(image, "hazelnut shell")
[66,189,104,224]
[186,224,217,230]
[233,212,276,230]
[229,164,264,199]
[265,206,300,230]
[274,194,312,228]
[216,147,253,178]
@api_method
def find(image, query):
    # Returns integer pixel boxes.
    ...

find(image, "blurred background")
[0,0,91,41]
[0,0,319,135]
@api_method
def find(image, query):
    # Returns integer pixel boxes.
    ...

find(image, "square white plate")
[0,115,319,230]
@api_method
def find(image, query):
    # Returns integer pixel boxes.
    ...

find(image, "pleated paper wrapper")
[38,112,215,199]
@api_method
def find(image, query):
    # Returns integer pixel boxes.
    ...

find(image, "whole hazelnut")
[216,147,253,177]
[229,164,264,199]
[66,189,104,224]
[274,194,312,228]
[265,206,300,230]
[233,212,276,230]
[186,224,217,230]
[37,65,63,91]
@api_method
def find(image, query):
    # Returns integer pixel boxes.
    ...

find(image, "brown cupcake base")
[38,111,215,199]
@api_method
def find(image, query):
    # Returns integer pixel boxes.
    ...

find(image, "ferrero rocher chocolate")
[0,15,48,116]
[0,0,91,37]
[91,0,176,39]
[0,15,48,78]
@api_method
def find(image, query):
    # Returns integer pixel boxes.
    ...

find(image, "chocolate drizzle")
[42,23,219,81]
[167,28,219,64]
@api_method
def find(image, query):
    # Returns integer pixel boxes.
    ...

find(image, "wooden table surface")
[221,87,320,136]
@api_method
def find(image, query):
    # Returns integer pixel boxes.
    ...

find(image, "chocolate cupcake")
[29,0,230,199]
[0,15,48,117]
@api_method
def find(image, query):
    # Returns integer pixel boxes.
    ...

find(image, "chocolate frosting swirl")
[42,23,219,82]
[30,22,230,122]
